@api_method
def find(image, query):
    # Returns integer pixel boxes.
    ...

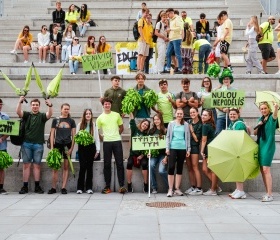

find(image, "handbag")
[88,19,96,27]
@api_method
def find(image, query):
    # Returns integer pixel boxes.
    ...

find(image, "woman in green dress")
[254,101,279,202]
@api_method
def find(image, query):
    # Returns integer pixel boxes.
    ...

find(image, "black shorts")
[220,40,230,54]
[258,43,276,60]
[191,145,199,154]
[203,146,208,158]
[54,142,72,159]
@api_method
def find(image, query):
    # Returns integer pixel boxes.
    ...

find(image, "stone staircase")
[1,0,280,192]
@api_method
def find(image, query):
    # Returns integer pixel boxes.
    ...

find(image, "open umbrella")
[208,130,259,182]
[47,66,64,98]
[0,70,28,103]
[255,91,280,131]
[33,63,47,99]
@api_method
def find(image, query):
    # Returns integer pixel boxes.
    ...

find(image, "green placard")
[81,52,114,71]
[0,120,20,136]
[211,90,245,107]
[132,135,166,151]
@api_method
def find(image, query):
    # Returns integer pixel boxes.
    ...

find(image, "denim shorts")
[278,42,280,48]
[21,142,44,164]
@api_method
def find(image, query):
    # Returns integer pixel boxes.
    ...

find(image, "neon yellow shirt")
[259,22,274,44]
[96,111,123,142]
[192,39,210,51]
[157,92,175,123]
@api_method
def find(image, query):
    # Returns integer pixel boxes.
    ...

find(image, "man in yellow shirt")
[137,7,150,73]
[164,8,183,74]
[258,16,276,73]
[181,11,194,32]
[192,39,211,74]
[218,11,233,72]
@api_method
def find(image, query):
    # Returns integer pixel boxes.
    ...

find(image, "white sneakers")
[167,189,173,197]
[262,195,273,202]
[184,187,195,194]
[189,188,203,195]
[107,69,112,75]
[76,190,82,194]
[77,189,93,194]
[10,49,17,55]
[173,189,184,196]
[203,189,217,196]
[275,70,280,75]
[23,60,28,64]
[231,190,246,199]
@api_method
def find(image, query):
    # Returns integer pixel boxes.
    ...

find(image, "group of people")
[137,3,280,75]
[9,1,113,75]
[0,70,278,202]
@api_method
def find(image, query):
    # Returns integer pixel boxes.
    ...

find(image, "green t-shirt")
[103,87,126,114]
[228,118,246,131]
[202,123,215,145]
[96,111,123,142]
[135,88,149,118]
[157,92,175,123]
[259,22,274,44]
[23,111,48,144]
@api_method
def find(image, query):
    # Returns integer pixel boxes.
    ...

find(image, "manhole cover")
[146,202,186,208]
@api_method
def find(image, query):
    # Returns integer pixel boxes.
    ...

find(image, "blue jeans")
[69,60,79,74]
[21,142,44,164]
[166,39,182,70]
[150,154,168,190]
[197,33,211,43]
[61,41,71,61]
[215,116,231,135]
[198,44,211,73]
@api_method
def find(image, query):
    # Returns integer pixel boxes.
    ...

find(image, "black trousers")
[168,149,186,175]
[103,141,124,187]
[77,143,96,191]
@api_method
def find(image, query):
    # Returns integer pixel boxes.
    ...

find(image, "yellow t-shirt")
[96,111,123,142]
[222,18,233,44]
[183,17,192,26]
[85,44,95,54]
[138,18,149,43]
[80,10,91,22]
[146,24,153,46]
[192,39,210,51]
[65,11,79,24]
[169,15,183,41]
[18,32,33,46]
[201,22,206,33]
[259,22,274,44]
[277,32,280,42]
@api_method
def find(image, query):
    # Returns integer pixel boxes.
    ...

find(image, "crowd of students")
[0,71,278,202]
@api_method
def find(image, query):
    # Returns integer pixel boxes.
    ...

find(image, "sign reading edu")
[132,135,166,151]
[81,52,114,72]
[0,120,20,136]
[211,90,245,107]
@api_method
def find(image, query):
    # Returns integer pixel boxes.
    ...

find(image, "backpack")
[49,52,56,63]
[10,113,31,146]
[133,20,145,41]
[152,22,162,43]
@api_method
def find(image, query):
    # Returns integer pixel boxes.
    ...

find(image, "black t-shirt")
[175,91,198,119]
[52,117,76,145]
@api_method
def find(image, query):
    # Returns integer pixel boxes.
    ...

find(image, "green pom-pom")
[207,62,221,78]
[143,90,158,108]
[0,151,13,169]
[74,130,94,146]
[121,88,142,114]
[46,148,62,170]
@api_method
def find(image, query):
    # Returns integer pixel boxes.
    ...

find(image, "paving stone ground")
[1,192,280,240]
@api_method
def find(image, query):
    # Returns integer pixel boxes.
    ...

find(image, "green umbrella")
[47,66,64,98]
[0,70,27,103]
[22,65,32,96]
[32,63,47,99]
[64,146,75,178]
[208,130,260,182]
[255,91,280,131]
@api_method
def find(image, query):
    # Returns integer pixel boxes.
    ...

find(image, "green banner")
[211,90,245,107]
[81,52,114,71]
[0,120,20,136]
[132,135,166,151]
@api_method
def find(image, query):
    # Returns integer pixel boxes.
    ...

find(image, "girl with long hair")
[78,4,91,37]
[200,109,218,196]
[166,108,191,197]
[148,114,168,193]
[61,24,75,63]
[254,101,279,202]
[68,37,82,75]
[126,113,150,193]
[37,25,50,63]
[96,35,112,74]
[84,36,96,74]
[181,22,194,74]
[185,107,203,195]
[245,16,265,74]
[65,4,80,34]
[10,25,33,63]
[76,109,100,194]
[48,103,76,195]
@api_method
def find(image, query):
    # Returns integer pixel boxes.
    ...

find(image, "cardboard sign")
[132,135,166,151]
[0,120,19,136]
[211,90,245,107]
[81,52,114,71]
[114,42,156,75]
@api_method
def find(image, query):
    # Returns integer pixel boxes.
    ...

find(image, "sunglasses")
[201,17,205,19]
[74,39,79,41]
[43,28,47,30]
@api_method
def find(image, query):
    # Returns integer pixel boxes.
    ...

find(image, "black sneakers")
[143,183,148,193]
[127,183,133,193]
[0,188,7,195]
[61,188,68,194]
[19,186,28,194]
[48,188,57,194]
[34,186,44,194]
